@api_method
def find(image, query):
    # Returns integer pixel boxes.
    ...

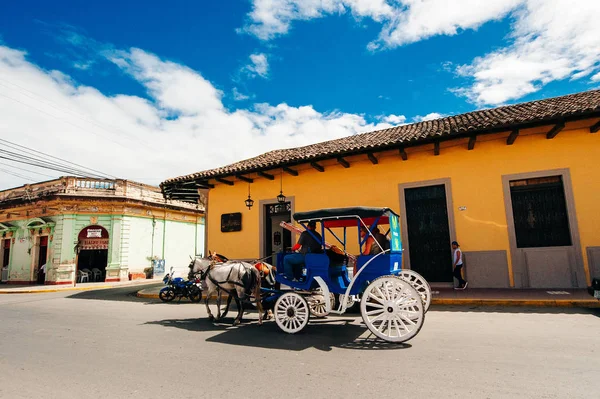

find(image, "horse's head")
[188,257,211,280]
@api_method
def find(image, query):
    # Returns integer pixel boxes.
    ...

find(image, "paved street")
[0,287,598,399]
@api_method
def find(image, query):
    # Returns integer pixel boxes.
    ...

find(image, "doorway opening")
[264,202,292,266]
[36,236,48,284]
[76,225,109,283]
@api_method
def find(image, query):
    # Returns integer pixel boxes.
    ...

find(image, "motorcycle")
[159,267,202,303]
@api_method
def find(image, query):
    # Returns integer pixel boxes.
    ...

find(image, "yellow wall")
[206,119,600,284]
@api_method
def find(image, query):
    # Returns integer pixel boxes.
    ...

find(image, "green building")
[0,177,204,285]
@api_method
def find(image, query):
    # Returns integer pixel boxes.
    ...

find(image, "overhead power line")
[0,149,106,179]
[0,138,115,179]
[0,167,36,182]
[0,161,57,179]
[0,79,155,151]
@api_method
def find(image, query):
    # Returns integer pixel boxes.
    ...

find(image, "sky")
[1,0,599,190]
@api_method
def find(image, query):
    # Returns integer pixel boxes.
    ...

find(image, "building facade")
[0,177,204,285]
[161,90,600,289]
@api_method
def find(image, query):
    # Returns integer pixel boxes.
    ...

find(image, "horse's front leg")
[232,291,243,326]
[215,289,222,320]
[204,287,215,321]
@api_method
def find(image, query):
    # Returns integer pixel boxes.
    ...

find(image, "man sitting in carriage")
[360,225,390,255]
[283,220,323,281]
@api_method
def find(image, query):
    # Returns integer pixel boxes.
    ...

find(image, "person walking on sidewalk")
[452,241,467,290]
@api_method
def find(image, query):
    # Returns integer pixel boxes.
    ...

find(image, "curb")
[431,298,600,308]
[0,281,160,295]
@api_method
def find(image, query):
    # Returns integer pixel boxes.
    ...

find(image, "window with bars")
[509,176,572,248]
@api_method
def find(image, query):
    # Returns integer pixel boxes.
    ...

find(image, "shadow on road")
[144,316,412,352]
[67,284,165,304]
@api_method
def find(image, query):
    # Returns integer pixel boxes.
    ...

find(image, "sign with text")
[79,238,109,250]
[221,213,242,232]
[87,229,103,238]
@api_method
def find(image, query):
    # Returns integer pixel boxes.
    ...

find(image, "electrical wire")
[0,79,156,151]
[0,150,106,179]
[0,138,115,178]
[0,168,36,181]
[0,161,57,178]
[0,92,142,151]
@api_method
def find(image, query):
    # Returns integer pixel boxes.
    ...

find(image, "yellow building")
[162,90,600,289]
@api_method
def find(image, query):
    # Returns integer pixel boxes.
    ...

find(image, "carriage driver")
[283,220,323,281]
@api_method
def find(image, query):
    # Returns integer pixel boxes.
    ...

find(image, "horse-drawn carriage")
[189,206,431,343]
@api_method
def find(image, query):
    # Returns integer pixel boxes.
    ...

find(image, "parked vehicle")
[160,268,202,303]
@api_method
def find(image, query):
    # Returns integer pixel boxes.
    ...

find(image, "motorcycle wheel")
[188,285,202,303]
[159,288,176,302]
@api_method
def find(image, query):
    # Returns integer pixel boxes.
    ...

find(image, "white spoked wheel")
[338,294,356,310]
[360,275,425,343]
[308,289,335,318]
[398,270,431,312]
[275,292,310,334]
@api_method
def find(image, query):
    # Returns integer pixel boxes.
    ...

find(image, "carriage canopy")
[293,206,402,253]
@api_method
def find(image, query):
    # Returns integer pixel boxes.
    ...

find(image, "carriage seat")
[304,253,329,272]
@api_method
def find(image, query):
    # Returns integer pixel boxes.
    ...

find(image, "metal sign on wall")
[87,229,103,238]
[221,213,242,232]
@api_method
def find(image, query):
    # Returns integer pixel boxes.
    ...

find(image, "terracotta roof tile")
[164,89,600,185]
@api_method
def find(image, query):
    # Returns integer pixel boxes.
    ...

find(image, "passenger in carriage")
[283,220,323,281]
[360,226,390,255]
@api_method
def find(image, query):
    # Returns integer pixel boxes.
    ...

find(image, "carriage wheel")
[336,294,356,311]
[308,289,335,318]
[360,275,424,343]
[275,292,310,334]
[398,270,431,312]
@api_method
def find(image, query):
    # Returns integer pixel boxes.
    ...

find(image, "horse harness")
[200,262,254,298]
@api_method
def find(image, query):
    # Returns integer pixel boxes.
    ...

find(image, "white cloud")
[242,0,520,46]
[242,53,269,78]
[592,72,600,83]
[453,0,600,105]
[242,0,393,41]
[379,114,406,124]
[232,87,250,101]
[413,112,444,122]
[243,1,600,105]
[370,0,522,50]
[0,43,397,190]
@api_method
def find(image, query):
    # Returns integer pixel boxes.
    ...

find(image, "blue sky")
[1,0,599,189]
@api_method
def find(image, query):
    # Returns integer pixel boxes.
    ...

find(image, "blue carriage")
[271,206,430,343]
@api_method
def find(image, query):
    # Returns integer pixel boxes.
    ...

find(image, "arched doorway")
[76,225,109,283]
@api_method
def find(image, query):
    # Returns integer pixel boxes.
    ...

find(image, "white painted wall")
[124,216,204,279]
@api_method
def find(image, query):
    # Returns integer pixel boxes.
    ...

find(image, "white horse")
[188,257,263,326]
[219,261,278,321]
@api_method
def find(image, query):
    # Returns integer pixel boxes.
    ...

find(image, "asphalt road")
[0,286,598,399]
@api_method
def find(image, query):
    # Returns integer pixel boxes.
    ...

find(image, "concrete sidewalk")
[136,285,600,307]
[0,279,161,294]
[430,287,599,307]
